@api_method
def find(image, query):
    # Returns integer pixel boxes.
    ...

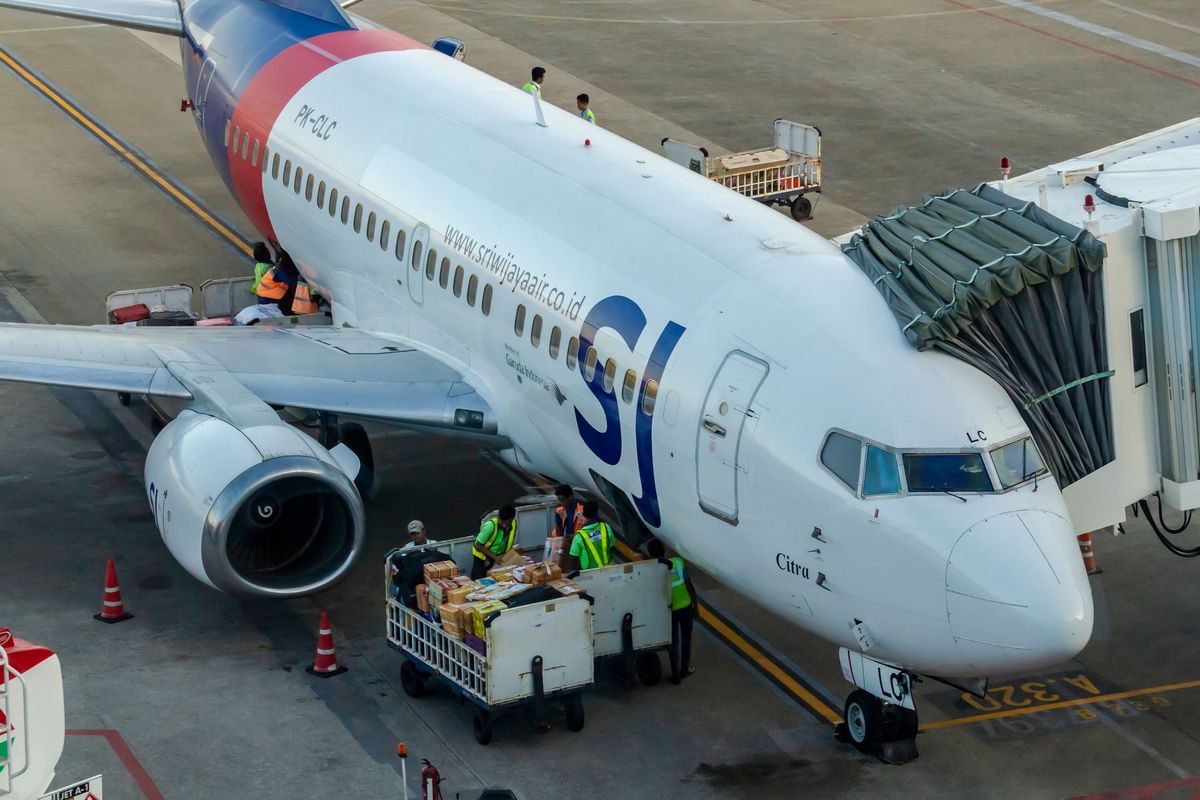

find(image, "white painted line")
[1097,712,1189,779]
[1094,0,1200,37]
[995,0,1200,70]
[0,22,102,34]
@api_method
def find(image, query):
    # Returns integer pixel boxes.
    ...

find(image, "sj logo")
[574,295,685,528]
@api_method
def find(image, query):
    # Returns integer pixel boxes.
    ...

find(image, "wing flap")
[0,0,183,35]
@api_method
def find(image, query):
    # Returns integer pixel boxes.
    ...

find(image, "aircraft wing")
[0,0,182,34]
[0,322,498,435]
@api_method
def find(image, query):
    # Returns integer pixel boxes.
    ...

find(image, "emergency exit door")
[408,224,429,305]
[696,351,769,523]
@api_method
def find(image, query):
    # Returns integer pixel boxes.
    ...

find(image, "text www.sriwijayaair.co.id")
[444,225,586,321]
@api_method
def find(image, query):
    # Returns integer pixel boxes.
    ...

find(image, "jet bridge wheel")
[844,690,883,753]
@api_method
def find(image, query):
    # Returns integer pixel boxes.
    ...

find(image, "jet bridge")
[841,118,1200,544]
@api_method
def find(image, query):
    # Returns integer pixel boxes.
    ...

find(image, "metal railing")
[0,642,29,795]
[387,601,487,702]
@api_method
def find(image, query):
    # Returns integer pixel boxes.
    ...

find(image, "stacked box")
[488,565,518,583]
[495,549,526,568]
[422,560,459,582]
[415,584,431,612]
[439,603,466,639]
[469,601,506,638]
[428,577,457,608]
[528,562,562,585]
[548,579,585,597]
[544,536,564,563]
[447,583,482,604]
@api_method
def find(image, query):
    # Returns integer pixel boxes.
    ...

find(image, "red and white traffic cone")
[94,559,133,623]
[306,610,347,677]
[1077,532,1102,576]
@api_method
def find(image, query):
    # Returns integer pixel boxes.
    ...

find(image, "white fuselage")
[245,47,1092,678]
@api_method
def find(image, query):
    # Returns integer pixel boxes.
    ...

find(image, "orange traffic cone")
[1077,532,1102,576]
[94,559,133,623]
[306,610,347,677]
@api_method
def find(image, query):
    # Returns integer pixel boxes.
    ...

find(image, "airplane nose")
[946,510,1094,674]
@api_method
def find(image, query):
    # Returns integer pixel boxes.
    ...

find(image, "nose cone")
[946,510,1093,674]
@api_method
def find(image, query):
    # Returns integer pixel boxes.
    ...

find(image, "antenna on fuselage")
[532,90,547,128]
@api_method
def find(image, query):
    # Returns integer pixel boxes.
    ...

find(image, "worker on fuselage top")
[576,93,595,124]
[248,242,274,296]
[522,66,545,96]
[647,538,697,684]
[554,484,585,538]
[471,504,517,579]
[562,500,614,572]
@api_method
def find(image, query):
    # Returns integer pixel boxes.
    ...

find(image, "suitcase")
[196,317,234,327]
[108,303,150,324]
[136,309,198,327]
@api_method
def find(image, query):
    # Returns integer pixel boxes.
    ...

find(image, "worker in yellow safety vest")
[562,501,614,572]
[576,94,595,124]
[553,483,585,538]
[647,538,697,684]
[522,66,545,96]
[248,242,274,295]
[470,504,517,579]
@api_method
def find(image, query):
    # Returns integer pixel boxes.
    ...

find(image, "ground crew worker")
[576,93,595,124]
[254,262,289,306]
[470,504,517,579]
[290,280,319,314]
[248,242,274,295]
[647,538,697,684]
[402,519,438,551]
[562,500,614,572]
[554,484,585,537]
[522,66,545,96]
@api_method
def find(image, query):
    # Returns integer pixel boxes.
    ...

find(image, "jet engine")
[144,409,365,597]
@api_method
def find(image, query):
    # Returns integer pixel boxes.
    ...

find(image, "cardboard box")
[549,579,585,596]
[470,601,506,638]
[415,583,431,612]
[447,584,480,605]
[525,562,562,586]
[494,548,527,568]
[441,619,463,640]
[488,565,518,583]
[423,560,459,582]
[429,578,457,608]
[544,536,564,563]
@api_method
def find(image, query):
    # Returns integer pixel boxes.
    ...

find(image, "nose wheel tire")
[844,690,883,753]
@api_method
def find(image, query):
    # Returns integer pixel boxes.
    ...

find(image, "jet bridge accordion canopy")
[841,183,1111,488]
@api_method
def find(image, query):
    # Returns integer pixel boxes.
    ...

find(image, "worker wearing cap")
[561,500,614,572]
[522,66,545,96]
[402,520,438,550]
[554,484,585,538]
[647,538,697,684]
[471,504,517,579]
[576,93,595,124]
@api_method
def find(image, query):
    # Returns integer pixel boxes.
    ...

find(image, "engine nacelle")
[144,409,365,597]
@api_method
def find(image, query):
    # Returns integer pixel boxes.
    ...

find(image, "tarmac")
[1,1,1200,797]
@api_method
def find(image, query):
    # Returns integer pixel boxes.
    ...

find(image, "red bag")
[108,303,150,324]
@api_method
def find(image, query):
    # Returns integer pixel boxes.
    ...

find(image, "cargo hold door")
[695,351,768,523]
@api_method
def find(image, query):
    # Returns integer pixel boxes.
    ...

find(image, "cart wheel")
[636,652,663,687]
[564,693,585,732]
[790,194,813,221]
[117,392,132,406]
[400,660,425,698]
[473,707,494,745]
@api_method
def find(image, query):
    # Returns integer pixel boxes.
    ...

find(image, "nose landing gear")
[834,648,921,764]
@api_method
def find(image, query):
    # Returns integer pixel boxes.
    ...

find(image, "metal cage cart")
[662,119,822,221]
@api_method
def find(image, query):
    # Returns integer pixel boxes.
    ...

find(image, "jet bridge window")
[820,431,863,491]
[481,283,493,316]
[903,452,993,493]
[514,304,526,336]
[1131,308,1148,388]
[863,445,901,496]
[990,437,1047,490]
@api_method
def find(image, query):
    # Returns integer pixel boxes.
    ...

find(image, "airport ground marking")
[0,45,253,256]
[920,677,1200,731]
[66,729,164,800]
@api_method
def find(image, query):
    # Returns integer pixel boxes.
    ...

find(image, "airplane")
[0,0,1092,751]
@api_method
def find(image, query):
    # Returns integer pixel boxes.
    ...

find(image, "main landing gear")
[833,648,920,764]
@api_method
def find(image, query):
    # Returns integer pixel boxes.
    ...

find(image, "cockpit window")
[863,445,901,496]
[990,437,1047,489]
[821,431,862,490]
[903,452,993,493]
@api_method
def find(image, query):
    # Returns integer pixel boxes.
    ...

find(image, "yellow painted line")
[921,677,1200,731]
[0,48,251,257]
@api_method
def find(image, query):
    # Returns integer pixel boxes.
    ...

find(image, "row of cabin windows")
[512,304,658,415]
[227,118,498,320]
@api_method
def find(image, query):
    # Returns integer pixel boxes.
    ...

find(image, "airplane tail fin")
[0,0,182,35]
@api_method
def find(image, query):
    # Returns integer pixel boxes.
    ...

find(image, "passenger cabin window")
[231,125,239,149]
[481,284,493,316]
[366,211,376,241]
[642,379,658,415]
[380,220,390,250]
[305,174,314,201]
[821,432,862,491]
[261,146,269,173]
[903,452,992,493]
[412,239,424,271]
[438,259,449,288]
[272,153,280,180]
[602,358,616,392]
[224,120,231,147]
[340,196,350,225]
[251,140,260,167]
[317,181,326,209]
[353,203,363,233]
[990,437,1047,489]
[1131,308,1148,388]
[622,369,637,403]
[514,304,527,336]
[566,337,579,369]
[467,275,478,306]
[283,159,291,185]
[241,135,249,160]
[863,445,901,496]
[394,228,406,260]
[293,166,303,194]
[453,265,464,297]
[425,253,436,281]
[328,188,338,217]
[548,326,561,358]
[583,347,599,381]
[530,314,542,346]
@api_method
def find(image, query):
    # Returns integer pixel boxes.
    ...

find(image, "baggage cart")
[385,572,594,745]
[662,118,822,221]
